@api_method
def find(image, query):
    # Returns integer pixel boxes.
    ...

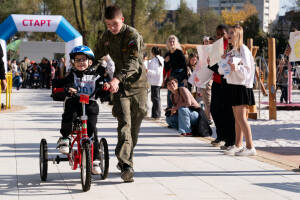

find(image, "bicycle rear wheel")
[39,139,48,181]
[99,138,109,180]
[81,142,92,192]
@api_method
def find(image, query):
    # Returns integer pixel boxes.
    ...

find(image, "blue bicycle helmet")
[69,45,95,60]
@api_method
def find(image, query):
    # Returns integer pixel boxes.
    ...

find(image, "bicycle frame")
[68,94,94,170]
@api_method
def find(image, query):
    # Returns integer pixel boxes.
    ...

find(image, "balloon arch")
[0,14,82,70]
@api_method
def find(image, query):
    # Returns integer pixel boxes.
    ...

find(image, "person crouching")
[166,77,200,136]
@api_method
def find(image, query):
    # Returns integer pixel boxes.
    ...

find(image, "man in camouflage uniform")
[95,5,148,182]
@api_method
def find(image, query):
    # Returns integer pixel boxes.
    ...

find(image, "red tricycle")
[39,94,109,192]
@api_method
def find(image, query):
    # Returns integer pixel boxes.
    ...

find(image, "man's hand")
[1,79,7,91]
[109,78,120,94]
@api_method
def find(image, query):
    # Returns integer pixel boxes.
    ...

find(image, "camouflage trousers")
[112,90,147,167]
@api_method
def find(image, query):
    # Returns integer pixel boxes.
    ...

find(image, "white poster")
[196,38,224,68]
[188,38,224,88]
[188,66,213,88]
[289,31,300,62]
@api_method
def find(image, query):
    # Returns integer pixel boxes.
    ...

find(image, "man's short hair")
[216,24,229,33]
[105,5,123,19]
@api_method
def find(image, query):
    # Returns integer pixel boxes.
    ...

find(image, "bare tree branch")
[131,0,136,27]
[72,0,82,32]
[79,0,86,31]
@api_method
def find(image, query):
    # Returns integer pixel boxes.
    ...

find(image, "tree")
[169,3,223,44]
[115,0,166,43]
[221,2,257,25]
[241,14,268,57]
[72,0,88,44]
[131,0,136,27]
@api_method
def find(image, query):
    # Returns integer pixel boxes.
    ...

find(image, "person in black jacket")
[164,35,187,108]
[0,44,7,90]
[207,24,235,150]
[57,45,108,175]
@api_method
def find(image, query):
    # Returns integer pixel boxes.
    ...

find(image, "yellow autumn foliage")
[221,2,258,25]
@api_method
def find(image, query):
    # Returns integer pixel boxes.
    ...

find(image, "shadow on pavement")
[0,173,83,196]
[254,182,300,193]
[256,147,300,156]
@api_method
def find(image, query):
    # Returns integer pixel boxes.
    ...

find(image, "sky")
[165,0,297,15]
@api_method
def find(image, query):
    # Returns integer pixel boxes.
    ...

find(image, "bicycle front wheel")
[80,142,92,192]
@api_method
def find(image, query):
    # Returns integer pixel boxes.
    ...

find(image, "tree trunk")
[130,0,136,27]
[72,0,87,45]
[73,0,82,32]
[98,0,108,22]
[79,0,87,44]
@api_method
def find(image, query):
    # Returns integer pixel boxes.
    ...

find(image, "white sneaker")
[57,137,70,154]
[235,147,257,156]
[92,160,101,175]
[224,145,243,155]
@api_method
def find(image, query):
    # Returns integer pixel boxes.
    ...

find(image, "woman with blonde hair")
[222,24,256,156]
[164,35,187,108]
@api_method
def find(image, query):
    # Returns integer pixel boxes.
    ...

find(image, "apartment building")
[197,0,280,32]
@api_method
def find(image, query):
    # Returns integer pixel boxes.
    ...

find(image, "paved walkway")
[1,89,300,200]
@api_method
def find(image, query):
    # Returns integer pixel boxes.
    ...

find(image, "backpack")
[191,107,212,137]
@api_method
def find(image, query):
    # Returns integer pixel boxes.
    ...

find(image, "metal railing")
[0,72,13,110]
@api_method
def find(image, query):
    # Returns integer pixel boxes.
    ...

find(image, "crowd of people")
[2,23,258,158]
[142,23,257,157]
[7,56,66,90]
[3,4,293,183]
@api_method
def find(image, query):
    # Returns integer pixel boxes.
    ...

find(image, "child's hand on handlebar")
[103,82,111,91]
[68,87,77,95]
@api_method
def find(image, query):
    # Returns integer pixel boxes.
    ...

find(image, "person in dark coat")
[0,44,7,90]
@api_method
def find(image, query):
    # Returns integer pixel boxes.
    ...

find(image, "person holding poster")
[223,24,256,156]
[199,37,214,124]
[207,24,236,149]
[186,52,198,94]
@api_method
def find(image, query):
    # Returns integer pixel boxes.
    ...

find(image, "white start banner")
[11,14,62,32]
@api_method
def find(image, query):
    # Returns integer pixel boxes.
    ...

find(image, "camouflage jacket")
[95,24,148,96]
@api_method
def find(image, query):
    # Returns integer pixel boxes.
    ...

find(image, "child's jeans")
[60,97,100,159]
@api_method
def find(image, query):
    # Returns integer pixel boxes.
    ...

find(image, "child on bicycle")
[57,45,108,175]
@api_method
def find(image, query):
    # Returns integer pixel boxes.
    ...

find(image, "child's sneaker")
[92,160,101,175]
[235,147,257,156]
[57,137,70,154]
[224,145,243,155]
